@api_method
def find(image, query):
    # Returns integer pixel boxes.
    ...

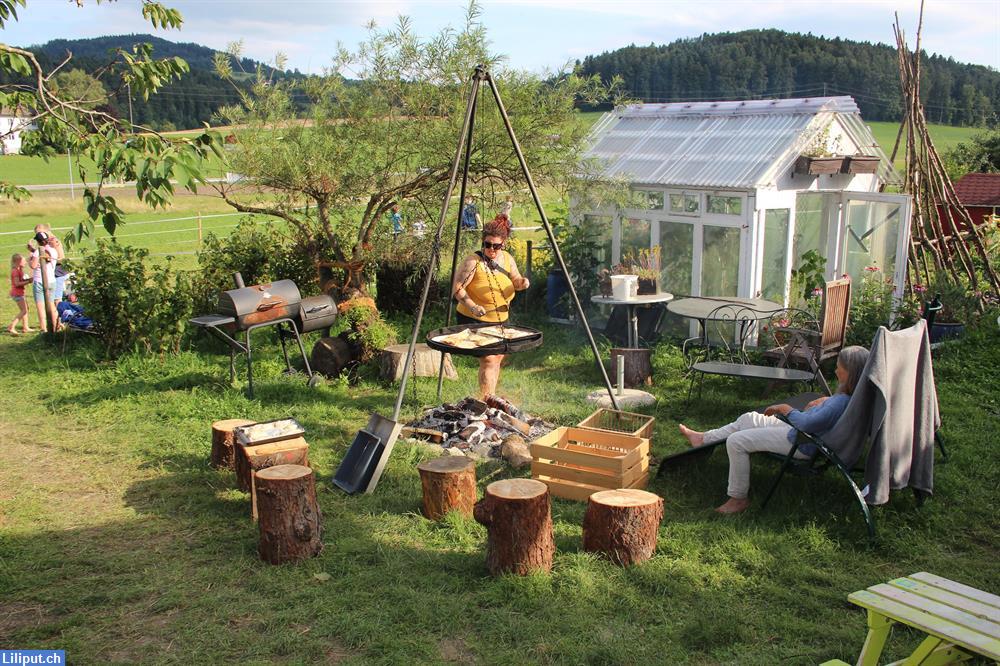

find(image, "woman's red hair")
[483,214,511,240]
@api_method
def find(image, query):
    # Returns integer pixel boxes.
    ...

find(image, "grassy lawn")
[0,312,997,664]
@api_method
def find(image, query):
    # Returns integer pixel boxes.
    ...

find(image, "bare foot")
[715,497,751,514]
[678,424,705,447]
[8,329,19,336]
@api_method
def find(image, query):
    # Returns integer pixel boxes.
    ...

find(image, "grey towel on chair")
[820,320,939,505]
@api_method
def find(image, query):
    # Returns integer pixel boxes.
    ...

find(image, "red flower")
[864,265,879,272]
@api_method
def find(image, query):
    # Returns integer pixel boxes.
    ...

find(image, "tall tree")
[211,2,621,296]
[0,0,222,240]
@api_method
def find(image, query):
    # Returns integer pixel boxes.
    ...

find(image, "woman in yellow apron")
[452,215,530,397]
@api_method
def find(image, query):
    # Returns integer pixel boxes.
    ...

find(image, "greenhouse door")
[837,192,912,297]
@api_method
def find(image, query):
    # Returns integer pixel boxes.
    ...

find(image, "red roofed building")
[937,173,1000,235]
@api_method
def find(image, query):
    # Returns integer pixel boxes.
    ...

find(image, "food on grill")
[476,325,536,340]
[432,328,499,349]
[236,419,304,444]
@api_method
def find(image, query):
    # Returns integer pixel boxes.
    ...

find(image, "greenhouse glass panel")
[842,200,902,285]
[701,225,741,296]
[793,192,838,271]
[761,209,791,303]
[658,221,694,295]
[620,218,651,263]
[669,193,700,215]
[582,214,614,266]
[707,195,742,215]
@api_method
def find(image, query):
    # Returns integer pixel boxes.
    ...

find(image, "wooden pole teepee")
[892,3,1000,299]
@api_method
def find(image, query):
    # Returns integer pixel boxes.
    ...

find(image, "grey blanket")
[822,320,939,505]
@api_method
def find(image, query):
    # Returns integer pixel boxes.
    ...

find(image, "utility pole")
[67,149,74,199]
[127,82,134,126]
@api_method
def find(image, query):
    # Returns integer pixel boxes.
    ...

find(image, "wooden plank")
[869,584,1000,638]
[243,436,308,457]
[400,426,446,443]
[531,461,623,489]
[577,408,655,439]
[531,443,627,472]
[563,426,645,450]
[536,475,606,502]
[910,573,1000,610]
[890,578,1000,624]
[627,471,650,490]
[849,590,1000,659]
[563,439,649,460]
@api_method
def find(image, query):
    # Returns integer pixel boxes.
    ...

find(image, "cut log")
[380,343,457,382]
[236,436,310,493]
[402,426,446,443]
[255,464,323,565]
[473,479,554,576]
[582,489,664,566]
[417,456,477,520]
[210,418,255,470]
[610,347,653,387]
[311,336,356,378]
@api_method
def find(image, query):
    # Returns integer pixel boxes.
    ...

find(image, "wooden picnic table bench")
[836,571,1000,666]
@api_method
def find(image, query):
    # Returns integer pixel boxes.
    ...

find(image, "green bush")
[74,241,193,356]
[846,267,922,346]
[193,220,318,313]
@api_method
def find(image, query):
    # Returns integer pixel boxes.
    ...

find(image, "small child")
[8,254,34,335]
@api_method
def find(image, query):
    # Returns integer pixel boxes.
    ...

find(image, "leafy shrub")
[789,250,827,307]
[74,241,193,356]
[330,301,398,364]
[193,220,318,313]
[846,266,922,346]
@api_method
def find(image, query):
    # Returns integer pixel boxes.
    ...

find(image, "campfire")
[404,395,554,465]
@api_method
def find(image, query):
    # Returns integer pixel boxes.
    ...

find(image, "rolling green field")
[0,117,984,188]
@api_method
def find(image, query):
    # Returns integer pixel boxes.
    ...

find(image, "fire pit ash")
[404,395,554,464]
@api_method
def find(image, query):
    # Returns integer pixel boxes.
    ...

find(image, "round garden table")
[591,292,674,348]
[667,296,783,365]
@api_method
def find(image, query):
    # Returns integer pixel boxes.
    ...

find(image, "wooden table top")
[848,572,1000,660]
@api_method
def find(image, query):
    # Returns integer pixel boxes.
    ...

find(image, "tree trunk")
[417,456,477,520]
[473,479,554,576]
[582,489,664,566]
[610,348,653,387]
[210,418,255,470]
[380,343,457,382]
[255,464,323,565]
[236,437,309,493]
[311,336,356,378]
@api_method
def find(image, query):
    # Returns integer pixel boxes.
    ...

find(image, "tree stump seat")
[582,489,663,566]
[255,464,323,565]
[380,343,457,382]
[474,479,555,576]
[210,418,256,470]
[417,456,477,520]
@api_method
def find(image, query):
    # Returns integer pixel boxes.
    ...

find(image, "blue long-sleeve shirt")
[785,393,850,454]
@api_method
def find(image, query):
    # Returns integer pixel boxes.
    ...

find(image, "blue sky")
[6,0,999,74]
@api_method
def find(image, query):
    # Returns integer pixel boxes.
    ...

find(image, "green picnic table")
[828,572,1000,665]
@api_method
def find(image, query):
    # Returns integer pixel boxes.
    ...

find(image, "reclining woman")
[679,345,870,514]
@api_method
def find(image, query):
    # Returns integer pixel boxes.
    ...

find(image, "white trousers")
[703,411,809,499]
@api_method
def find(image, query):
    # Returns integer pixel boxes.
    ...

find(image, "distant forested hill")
[579,30,999,127]
[5,34,301,131]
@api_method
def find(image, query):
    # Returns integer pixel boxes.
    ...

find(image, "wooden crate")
[576,408,655,440]
[530,427,650,502]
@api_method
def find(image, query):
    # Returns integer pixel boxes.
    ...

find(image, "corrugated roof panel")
[584,96,881,189]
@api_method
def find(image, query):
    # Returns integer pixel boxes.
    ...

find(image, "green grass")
[0,312,997,664]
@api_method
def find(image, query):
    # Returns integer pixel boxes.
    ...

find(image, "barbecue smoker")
[190,273,337,398]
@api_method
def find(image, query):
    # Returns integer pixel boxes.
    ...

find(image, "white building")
[575,96,911,305]
[0,108,35,155]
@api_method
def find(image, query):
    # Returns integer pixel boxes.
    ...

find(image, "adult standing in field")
[451,216,529,398]
[28,232,60,332]
[33,224,67,303]
[461,196,481,230]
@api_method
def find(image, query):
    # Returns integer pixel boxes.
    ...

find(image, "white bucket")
[610,274,638,300]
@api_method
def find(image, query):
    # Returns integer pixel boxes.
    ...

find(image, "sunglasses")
[482,241,505,250]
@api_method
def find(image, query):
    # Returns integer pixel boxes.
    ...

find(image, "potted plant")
[617,247,661,295]
[794,125,846,175]
[841,154,881,174]
[928,276,978,343]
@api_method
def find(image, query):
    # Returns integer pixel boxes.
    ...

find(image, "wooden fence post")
[197,212,203,248]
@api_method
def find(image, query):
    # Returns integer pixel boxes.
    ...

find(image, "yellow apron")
[457,251,516,323]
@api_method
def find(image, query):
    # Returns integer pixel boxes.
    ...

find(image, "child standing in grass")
[8,254,34,335]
